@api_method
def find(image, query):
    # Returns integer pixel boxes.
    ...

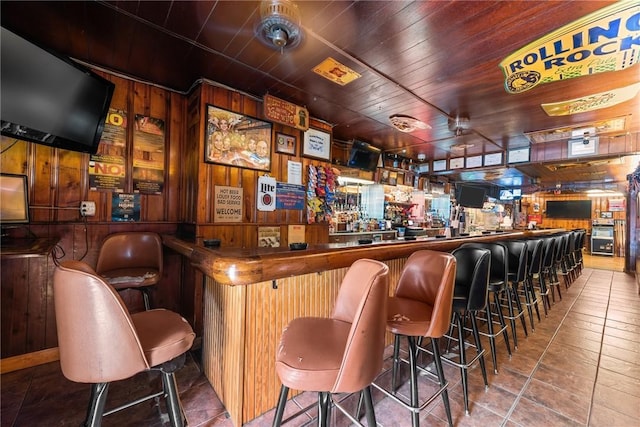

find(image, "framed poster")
[449,157,464,169]
[568,137,598,158]
[484,152,503,166]
[205,105,272,171]
[302,128,331,160]
[508,147,530,163]
[433,159,447,172]
[466,155,483,168]
[275,132,296,155]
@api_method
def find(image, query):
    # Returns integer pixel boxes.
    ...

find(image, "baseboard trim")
[1,348,59,374]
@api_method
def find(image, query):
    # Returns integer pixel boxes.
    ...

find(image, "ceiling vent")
[255,0,303,52]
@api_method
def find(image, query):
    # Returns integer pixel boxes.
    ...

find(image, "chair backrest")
[503,240,528,283]
[461,242,508,286]
[96,232,163,274]
[394,250,457,338]
[541,237,556,269]
[526,238,544,276]
[451,247,491,311]
[330,259,389,393]
[553,234,567,262]
[53,260,149,383]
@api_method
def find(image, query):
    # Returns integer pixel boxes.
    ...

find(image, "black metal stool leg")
[430,337,452,427]
[318,392,330,427]
[391,334,401,392]
[272,385,289,427]
[407,336,420,427]
[161,371,185,427]
[84,382,109,427]
[362,386,377,427]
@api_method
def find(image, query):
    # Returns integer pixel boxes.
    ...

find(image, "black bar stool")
[524,238,544,326]
[538,236,556,313]
[501,240,530,343]
[445,246,491,415]
[460,242,512,373]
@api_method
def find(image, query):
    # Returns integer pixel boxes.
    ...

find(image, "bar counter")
[163,228,562,426]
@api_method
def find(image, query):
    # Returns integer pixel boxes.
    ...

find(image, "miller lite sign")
[257,175,277,212]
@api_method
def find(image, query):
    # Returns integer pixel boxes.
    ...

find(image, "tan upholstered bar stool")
[272,259,389,427]
[375,250,456,427]
[53,260,195,427]
[96,231,163,311]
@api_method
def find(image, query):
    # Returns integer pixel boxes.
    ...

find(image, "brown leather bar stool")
[445,246,491,415]
[96,231,163,311]
[376,250,456,427]
[53,260,195,427]
[272,259,389,427]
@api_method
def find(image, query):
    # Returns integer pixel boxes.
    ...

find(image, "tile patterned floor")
[2,254,638,426]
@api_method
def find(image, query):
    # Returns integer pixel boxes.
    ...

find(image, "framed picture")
[302,128,331,160]
[275,132,296,155]
[204,105,272,171]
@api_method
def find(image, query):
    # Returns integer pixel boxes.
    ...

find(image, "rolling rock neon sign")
[499,1,639,94]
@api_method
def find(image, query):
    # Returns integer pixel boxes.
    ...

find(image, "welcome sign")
[499,1,640,94]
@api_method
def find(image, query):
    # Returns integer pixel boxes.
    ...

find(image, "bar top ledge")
[163,229,562,286]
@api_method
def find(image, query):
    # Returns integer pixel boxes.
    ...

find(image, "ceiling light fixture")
[256,0,302,52]
[389,114,430,133]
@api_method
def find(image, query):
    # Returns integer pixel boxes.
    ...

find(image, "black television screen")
[347,141,380,172]
[457,185,486,208]
[546,200,592,219]
[0,174,29,224]
[0,27,114,154]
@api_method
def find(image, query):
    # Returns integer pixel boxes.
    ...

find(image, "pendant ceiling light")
[389,114,430,133]
[255,0,303,52]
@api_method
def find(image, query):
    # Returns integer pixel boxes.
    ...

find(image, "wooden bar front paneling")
[171,230,562,426]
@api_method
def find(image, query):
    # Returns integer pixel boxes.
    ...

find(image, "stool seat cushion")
[132,309,195,368]
[100,267,160,290]
[276,317,351,392]
[386,296,435,337]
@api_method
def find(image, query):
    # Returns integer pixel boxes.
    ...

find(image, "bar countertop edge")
[162,229,563,286]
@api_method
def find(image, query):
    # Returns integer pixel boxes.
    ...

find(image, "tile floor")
[1,254,638,427]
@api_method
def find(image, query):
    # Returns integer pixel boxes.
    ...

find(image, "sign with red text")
[263,94,309,131]
[257,175,277,211]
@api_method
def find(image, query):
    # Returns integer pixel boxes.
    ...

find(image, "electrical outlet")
[80,201,96,216]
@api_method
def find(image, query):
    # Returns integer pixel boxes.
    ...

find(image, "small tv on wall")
[1,27,115,154]
[347,140,381,172]
[0,174,29,224]
[457,184,486,208]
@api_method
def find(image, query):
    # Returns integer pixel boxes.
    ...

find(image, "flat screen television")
[1,27,115,154]
[347,140,381,172]
[0,174,29,224]
[457,184,486,208]
[546,200,592,219]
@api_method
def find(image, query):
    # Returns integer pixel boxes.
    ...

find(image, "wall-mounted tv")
[457,184,486,208]
[546,200,592,219]
[347,140,381,172]
[1,27,115,154]
[0,174,29,224]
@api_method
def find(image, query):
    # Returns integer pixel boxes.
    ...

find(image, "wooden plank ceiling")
[1,0,638,192]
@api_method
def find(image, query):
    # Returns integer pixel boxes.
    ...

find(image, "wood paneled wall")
[1,74,337,359]
[184,83,333,247]
[1,71,190,358]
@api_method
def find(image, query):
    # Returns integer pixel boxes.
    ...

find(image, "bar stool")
[96,232,163,311]
[549,234,564,302]
[273,259,389,427]
[379,250,456,427]
[53,260,195,427]
[501,240,530,340]
[461,242,511,373]
[445,246,491,415]
[538,236,556,312]
[524,238,543,324]
[573,229,586,275]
